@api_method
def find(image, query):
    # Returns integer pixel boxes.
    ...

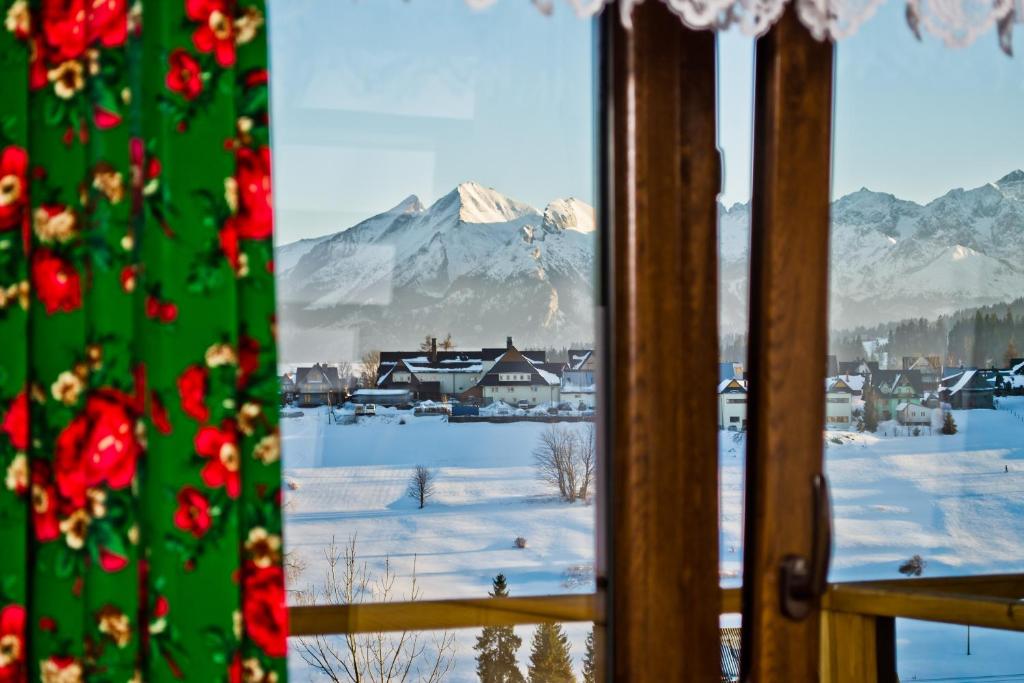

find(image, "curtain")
[0,1,286,681]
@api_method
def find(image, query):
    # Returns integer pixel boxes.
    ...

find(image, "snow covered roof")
[718,379,747,394]
[567,349,594,371]
[940,369,979,395]
[352,389,411,396]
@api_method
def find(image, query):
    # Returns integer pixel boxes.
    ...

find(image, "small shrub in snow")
[514,536,527,549]
[398,418,406,425]
[287,480,300,491]
[829,436,842,445]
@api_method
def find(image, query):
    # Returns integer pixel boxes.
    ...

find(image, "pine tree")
[941,411,958,435]
[581,628,596,683]
[475,575,525,683]
[527,623,574,683]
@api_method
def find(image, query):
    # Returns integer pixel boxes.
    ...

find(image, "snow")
[351,388,410,396]
[941,369,977,395]
[721,399,1024,681]
[284,397,1024,681]
[283,410,596,681]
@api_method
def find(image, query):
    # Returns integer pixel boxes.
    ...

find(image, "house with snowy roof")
[718,378,747,431]
[376,338,485,401]
[825,377,854,429]
[997,359,1024,395]
[902,355,943,391]
[295,363,343,406]
[561,349,596,409]
[939,369,994,409]
[864,369,923,421]
[461,338,561,406]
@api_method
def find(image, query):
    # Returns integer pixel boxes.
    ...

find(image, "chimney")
[430,337,437,364]
[506,336,513,350]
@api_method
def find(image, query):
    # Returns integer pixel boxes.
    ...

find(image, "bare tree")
[439,333,455,351]
[295,536,456,683]
[534,425,582,503]
[575,422,596,502]
[360,351,381,389]
[407,466,437,509]
[336,361,356,392]
[419,335,434,352]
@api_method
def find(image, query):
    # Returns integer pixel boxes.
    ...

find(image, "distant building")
[719,362,744,382]
[896,400,933,426]
[825,377,854,429]
[280,373,297,403]
[375,337,561,406]
[562,349,596,409]
[902,355,943,391]
[718,378,747,431]
[864,369,923,421]
[939,369,995,409]
[295,363,343,406]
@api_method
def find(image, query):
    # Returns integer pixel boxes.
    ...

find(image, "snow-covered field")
[285,400,1024,681]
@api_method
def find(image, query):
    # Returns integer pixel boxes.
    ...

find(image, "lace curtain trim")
[466,0,1021,54]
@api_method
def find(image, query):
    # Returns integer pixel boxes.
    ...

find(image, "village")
[280,337,597,418]
[719,354,1024,434]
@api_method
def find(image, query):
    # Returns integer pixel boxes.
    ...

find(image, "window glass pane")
[828,4,1022,676]
[896,620,1024,681]
[717,31,755,587]
[269,0,600,624]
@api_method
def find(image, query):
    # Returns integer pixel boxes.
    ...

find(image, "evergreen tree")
[861,388,879,433]
[581,628,596,683]
[527,623,574,683]
[475,575,525,683]
[941,411,958,435]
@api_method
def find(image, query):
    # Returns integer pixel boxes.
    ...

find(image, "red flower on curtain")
[177,365,209,423]
[31,249,82,314]
[1,391,28,451]
[30,461,60,542]
[0,146,28,232]
[242,564,287,657]
[86,0,128,48]
[41,0,88,62]
[231,146,273,240]
[0,603,26,681]
[238,335,260,389]
[194,420,240,498]
[165,49,204,100]
[185,0,236,67]
[54,390,140,506]
[173,486,211,538]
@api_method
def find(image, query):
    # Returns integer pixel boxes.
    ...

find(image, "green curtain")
[0,1,287,681]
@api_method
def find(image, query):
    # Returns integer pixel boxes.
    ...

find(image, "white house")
[824,377,854,429]
[718,379,747,431]
[896,400,932,426]
[469,343,561,406]
[561,348,596,409]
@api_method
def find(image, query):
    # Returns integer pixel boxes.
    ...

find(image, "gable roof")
[295,363,341,389]
[940,369,993,396]
[867,369,923,396]
[476,347,560,386]
[826,377,854,393]
[567,349,594,371]
[718,378,747,394]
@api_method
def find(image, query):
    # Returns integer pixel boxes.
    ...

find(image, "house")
[864,369,923,421]
[294,363,343,406]
[718,378,747,431]
[824,377,854,429]
[463,339,560,407]
[902,355,943,391]
[896,400,933,427]
[280,372,297,403]
[562,349,596,409]
[998,359,1024,394]
[939,369,995,409]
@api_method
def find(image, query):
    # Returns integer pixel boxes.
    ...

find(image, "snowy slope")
[719,170,1024,332]
[276,183,596,361]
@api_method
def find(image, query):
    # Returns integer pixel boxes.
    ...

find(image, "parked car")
[517,400,531,410]
[355,403,376,416]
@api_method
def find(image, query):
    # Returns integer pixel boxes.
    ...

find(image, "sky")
[268,0,1024,243]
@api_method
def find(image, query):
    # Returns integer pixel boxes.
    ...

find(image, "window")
[272,2,600,679]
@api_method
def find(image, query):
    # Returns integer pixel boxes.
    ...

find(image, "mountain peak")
[995,169,1024,200]
[433,181,538,224]
[543,197,595,233]
[996,169,1024,186]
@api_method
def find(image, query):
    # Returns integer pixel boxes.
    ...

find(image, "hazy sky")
[269,0,1023,243]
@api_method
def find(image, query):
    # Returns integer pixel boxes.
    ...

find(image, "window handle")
[779,473,832,620]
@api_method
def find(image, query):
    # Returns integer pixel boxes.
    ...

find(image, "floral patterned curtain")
[0,1,286,681]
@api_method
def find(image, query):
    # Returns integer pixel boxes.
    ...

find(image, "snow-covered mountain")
[276,182,596,361]
[720,170,1024,333]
